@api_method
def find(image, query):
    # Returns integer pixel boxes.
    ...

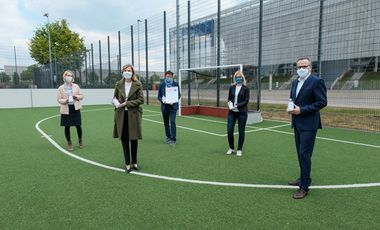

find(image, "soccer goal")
[178,64,262,124]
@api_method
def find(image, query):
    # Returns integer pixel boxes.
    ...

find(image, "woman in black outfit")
[226,70,250,157]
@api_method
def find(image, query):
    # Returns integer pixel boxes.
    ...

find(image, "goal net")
[178,64,262,123]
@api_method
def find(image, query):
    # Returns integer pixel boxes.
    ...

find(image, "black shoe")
[132,164,140,171]
[288,179,300,186]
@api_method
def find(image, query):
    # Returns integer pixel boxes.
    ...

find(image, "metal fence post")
[99,40,102,87]
[145,19,149,105]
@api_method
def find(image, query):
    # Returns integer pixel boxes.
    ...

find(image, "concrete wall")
[0,89,114,108]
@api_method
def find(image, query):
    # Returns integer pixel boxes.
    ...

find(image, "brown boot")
[79,138,84,149]
[67,141,74,151]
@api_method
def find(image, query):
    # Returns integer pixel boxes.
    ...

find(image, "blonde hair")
[233,70,246,85]
[122,64,138,82]
[63,70,75,82]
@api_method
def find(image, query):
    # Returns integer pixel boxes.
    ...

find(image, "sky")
[0,0,176,48]
[0,0,248,68]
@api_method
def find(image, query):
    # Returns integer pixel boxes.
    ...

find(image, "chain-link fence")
[1,0,379,131]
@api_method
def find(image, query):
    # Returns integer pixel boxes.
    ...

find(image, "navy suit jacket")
[290,74,327,131]
[157,81,181,111]
[228,84,250,112]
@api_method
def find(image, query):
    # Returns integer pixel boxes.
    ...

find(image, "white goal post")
[179,64,243,116]
[178,64,262,124]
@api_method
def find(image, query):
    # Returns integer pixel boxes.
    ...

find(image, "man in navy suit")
[288,57,327,199]
[158,70,181,146]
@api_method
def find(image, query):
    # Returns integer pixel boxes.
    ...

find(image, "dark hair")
[165,70,174,76]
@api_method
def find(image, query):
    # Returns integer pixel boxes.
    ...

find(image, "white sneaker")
[236,150,242,157]
[226,149,234,155]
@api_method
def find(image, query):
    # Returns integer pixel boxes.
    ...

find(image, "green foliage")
[21,64,39,82]
[29,19,85,69]
[103,72,122,87]
[13,72,20,86]
[0,72,11,83]
[89,72,99,86]
[150,72,161,83]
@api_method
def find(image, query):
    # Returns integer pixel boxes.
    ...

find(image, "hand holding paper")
[227,101,234,110]
[112,97,121,108]
[165,87,179,104]
[68,96,74,103]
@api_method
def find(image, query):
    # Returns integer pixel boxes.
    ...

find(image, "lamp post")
[43,13,53,88]
[137,19,142,79]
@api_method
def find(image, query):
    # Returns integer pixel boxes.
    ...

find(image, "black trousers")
[64,126,82,142]
[227,111,248,150]
[121,111,138,165]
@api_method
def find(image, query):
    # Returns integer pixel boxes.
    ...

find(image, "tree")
[13,72,20,87]
[89,72,99,86]
[0,72,11,83]
[21,64,39,82]
[103,72,122,87]
[151,72,161,83]
[29,19,85,70]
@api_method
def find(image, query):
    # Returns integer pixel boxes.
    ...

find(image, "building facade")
[170,0,380,87]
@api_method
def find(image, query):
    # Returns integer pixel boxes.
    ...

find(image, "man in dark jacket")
[288,57,327,199]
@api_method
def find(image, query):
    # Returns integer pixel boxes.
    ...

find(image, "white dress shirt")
[234,85,242,106]
[296,73,311,97]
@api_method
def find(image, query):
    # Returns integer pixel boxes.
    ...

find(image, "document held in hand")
[165,86,179,104]
[227,101,234,110]
[112,97,121,108]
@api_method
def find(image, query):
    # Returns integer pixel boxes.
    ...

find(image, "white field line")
[88,108,380,148]
[264,129,380,149]
[142,114,162,117]
[35,109,380,189]
[144,109,162,114]
[142,117,225,137]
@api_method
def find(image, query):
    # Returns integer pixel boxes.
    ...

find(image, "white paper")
[227,101,234,110]
[287,100,294,112]
[165,86,179,104]
[68,96,74,103]
[112,98,121,108]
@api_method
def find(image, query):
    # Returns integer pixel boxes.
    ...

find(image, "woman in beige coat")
[113,64,144,174]
[57,70,84,151]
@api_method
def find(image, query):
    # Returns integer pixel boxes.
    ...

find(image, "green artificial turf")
[1,105,380,229]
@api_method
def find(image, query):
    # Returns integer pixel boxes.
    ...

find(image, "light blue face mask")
[165,78,173,86]
[297,68,309,79]
[235,76,243,84]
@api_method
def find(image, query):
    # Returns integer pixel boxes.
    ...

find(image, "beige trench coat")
[113,79,144,140]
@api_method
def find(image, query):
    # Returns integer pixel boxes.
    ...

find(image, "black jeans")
[227,111,248,151]
[121,111,138,165]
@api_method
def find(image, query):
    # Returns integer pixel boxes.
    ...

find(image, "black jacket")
[227,84,250,112]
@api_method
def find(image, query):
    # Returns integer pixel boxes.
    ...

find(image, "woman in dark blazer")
[112,64,144,174]
[226,70,250,157]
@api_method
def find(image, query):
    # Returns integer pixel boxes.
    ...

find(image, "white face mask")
[65,76,73,83]
[297,68,309,79]
[123,71,133,79]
